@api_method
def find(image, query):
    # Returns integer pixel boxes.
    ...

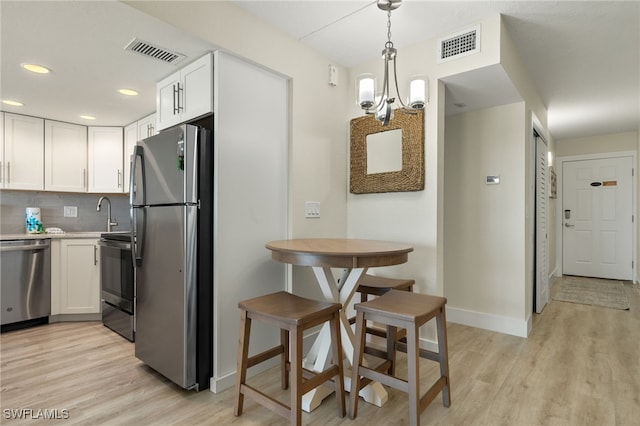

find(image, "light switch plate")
[64,206,78,218]
[305,201,320,218]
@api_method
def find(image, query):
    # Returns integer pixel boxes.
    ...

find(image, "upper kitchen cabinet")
[123,113,156,193]
[2,113,44,190]
[137,113,157,140]
[124,122,137,193]
[45,120,87,192]
[88,127,123,193]
[157,53,213,131]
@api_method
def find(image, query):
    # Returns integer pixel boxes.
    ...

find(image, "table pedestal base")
[302,386,334,412]
[301,377,388,413]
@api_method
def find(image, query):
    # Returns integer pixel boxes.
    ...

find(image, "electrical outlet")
[305,201,320,218]
[64,206,78,218]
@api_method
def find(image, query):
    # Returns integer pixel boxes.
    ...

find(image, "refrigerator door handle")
[130,145,146,267]
[130,145,146,206]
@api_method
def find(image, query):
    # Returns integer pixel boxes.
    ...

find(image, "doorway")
[561,155,634,280]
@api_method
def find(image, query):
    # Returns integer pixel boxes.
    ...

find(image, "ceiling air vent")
[438,25,481,63]
[124,38,186,65]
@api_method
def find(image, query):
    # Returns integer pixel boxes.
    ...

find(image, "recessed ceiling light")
[118,89,138,96]
[22,63,51,74]
[80,115,96,120]
[2,100,24,107]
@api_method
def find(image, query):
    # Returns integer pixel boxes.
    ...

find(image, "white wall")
[556,131,638,156]
[346,15,503,303]
[444,102,528,335]
[347,15,548,338]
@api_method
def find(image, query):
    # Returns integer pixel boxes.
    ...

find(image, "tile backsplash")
[0,190,130,234]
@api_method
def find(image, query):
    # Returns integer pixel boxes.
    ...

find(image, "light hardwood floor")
[1,277,638,425]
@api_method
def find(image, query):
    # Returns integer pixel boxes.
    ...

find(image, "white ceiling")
[2,1,638,141]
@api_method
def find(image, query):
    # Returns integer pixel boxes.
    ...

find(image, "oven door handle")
[97,240,131,250]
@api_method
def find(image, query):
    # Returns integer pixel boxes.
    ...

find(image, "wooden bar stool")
[234,291,345,426]
[350,289,450,426]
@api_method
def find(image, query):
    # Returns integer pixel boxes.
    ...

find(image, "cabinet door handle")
[6,162,10,184]
[83,168,87,190]
[94,245,98,265]
[117,169,122,188]
[173,84,179,115]
[176,82,183,112]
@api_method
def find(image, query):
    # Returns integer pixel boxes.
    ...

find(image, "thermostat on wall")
[486,175,500,185]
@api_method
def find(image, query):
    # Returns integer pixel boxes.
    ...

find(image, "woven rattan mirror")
[349,109,424,194]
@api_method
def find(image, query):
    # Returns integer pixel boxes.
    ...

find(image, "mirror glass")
[366,129,402,174]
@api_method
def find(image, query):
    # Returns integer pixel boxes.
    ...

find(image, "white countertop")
[0,231,107,241]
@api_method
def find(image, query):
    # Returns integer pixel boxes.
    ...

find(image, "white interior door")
[535,135,549,313]
[562,156,633,280]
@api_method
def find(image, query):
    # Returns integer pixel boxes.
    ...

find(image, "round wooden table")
[266,238,414,412]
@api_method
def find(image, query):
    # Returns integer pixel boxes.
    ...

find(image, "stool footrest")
[247,345,285,369]
[395,341,440,363]
[240,383,290,420]
[301,366,339,394]
[358,365,408,393]
[420,376,449,412]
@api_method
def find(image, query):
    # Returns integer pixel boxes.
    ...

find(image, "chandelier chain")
[387,9,392,44]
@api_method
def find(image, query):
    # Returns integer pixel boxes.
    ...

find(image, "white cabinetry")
[88,127,123,193]
[51,239,101,315]
[124,122,137,193]
[157,53,212,131]
[44,120,87,192]
[137,113,157,140]
[124,113,156,192]
[2,113,44,190]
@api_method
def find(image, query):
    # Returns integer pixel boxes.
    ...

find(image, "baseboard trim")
[446,306,529,338]
[49,314,101,322]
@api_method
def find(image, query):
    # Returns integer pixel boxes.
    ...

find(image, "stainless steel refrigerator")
[130,123,213,391]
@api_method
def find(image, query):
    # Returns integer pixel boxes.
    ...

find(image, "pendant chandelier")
[357,0,426,126]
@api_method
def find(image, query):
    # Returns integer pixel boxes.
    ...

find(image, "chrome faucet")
[96,196,118,232]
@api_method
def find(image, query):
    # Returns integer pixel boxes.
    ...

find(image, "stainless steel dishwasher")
[1,239,51,331]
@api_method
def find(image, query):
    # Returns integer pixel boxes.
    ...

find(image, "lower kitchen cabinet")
[51,239,101,315]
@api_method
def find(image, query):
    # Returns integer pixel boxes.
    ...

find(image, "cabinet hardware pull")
[94,245,98,265]
[7,162,10,184]
[176,82,184,113]
[173,84,179,115]
[117,169,122,187]
[83,169,87,190]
